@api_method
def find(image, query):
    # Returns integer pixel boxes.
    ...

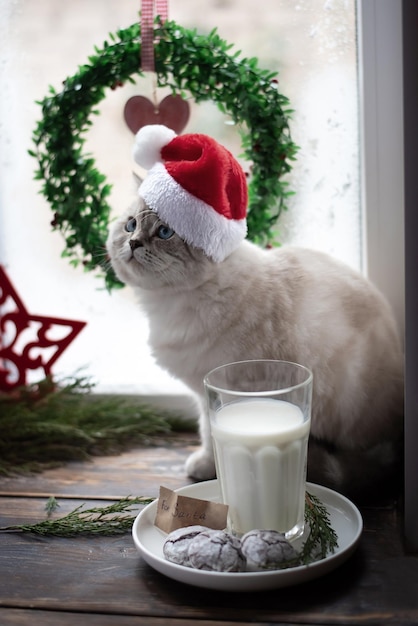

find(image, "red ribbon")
[141,0,168,72]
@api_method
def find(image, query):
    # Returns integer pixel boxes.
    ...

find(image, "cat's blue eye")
[157,225,175,240]
[125,217,137,233]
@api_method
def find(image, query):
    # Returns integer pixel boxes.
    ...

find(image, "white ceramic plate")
[132,480,362,592]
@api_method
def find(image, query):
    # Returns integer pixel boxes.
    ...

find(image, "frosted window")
[0,0,359,393]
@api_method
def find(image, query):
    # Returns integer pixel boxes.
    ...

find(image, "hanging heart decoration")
[30,19,297,291]
[124,94,190,135]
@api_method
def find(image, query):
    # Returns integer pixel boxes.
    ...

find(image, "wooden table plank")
[0,437,198,500]
[1,501,418,623]
[0,608,268,626]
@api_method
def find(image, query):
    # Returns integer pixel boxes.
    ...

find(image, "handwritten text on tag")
[154,485,228,533]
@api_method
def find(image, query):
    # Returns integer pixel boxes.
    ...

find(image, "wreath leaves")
[31,20,298,291]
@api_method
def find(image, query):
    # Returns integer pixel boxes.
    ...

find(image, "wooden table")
[1,433,418,625]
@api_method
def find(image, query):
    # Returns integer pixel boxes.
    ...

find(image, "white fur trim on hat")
[139,163,247,262]
[133,125,177,170]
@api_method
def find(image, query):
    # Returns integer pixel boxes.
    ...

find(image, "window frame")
[401,0,418,553]
[359,0,417,551]
[357,0,405,337]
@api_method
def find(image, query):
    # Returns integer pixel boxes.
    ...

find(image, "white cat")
[107,199,404,501]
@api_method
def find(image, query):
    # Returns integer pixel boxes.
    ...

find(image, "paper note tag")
[154,485,228,534]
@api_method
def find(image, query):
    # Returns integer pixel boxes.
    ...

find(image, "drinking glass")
[204,359,313,540]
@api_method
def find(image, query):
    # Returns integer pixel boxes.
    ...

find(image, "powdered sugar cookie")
[188,529,246,572]
[163,525,207,566]
[241,529,298,570]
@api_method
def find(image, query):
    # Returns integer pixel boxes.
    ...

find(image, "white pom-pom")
[133,124,177,170]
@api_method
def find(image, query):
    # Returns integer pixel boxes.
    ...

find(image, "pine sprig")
[299,492,339,564]
[0,375,197,475]
[0,497,154,537]
[0,492,338,568]
[269,492,338,569]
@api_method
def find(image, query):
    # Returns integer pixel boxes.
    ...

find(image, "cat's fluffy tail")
[307,437,403,504]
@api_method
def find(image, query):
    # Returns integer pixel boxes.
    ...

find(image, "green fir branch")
[0,375,197,475]
[0,496,154,537]
[0,492,338,567]
[299,492,339,564]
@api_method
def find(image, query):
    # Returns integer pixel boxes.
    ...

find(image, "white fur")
[107,205,404,498]
[133,124,176,169]
[139,163,247,262]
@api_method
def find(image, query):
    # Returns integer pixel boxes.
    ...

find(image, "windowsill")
[92,384,198,420]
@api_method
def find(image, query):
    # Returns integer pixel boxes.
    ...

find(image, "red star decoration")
[0,265,86,391]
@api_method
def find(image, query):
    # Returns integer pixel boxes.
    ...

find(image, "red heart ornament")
[124,95,190,135]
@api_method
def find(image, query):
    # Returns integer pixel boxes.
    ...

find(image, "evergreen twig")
[0,374,197,475]
[45,496,60,517]
[269,492,339,569]
[0,497,154,537]
[300,491,339,564]
[0,492,338,568]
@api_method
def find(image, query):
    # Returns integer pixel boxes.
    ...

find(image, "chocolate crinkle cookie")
[188,529,247,572]
[163,525,208,567]
[241,530,298,570]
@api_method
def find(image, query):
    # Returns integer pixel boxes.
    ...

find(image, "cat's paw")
[185,449,216,481]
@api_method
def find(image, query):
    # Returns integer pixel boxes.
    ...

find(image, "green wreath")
[30,20,297,291]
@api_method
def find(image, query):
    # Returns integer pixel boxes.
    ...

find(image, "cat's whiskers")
[92,245,115,274]
[132,245,188,286]
[132,247,170,272]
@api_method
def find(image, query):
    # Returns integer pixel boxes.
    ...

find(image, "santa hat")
[133,124,248,262]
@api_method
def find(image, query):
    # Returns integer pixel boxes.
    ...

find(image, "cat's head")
[107,196,214,291]
[107,125,249,290]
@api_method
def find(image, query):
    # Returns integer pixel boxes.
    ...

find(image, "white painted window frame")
[357,0,405,337]
[401,0,418,553]
[358,0,418,551]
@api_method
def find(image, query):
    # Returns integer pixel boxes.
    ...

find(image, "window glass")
[0,0,359,392]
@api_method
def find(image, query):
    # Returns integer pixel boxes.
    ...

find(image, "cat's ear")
[132,171,143,189]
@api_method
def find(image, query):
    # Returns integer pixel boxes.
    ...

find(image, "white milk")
[211,399,310,538]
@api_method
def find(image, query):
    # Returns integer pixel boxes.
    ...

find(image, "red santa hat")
[133,125,248,262]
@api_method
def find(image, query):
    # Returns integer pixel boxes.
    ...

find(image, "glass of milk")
[204,360,312,540]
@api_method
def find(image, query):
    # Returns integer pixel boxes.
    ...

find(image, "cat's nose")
[129,238,143,251]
